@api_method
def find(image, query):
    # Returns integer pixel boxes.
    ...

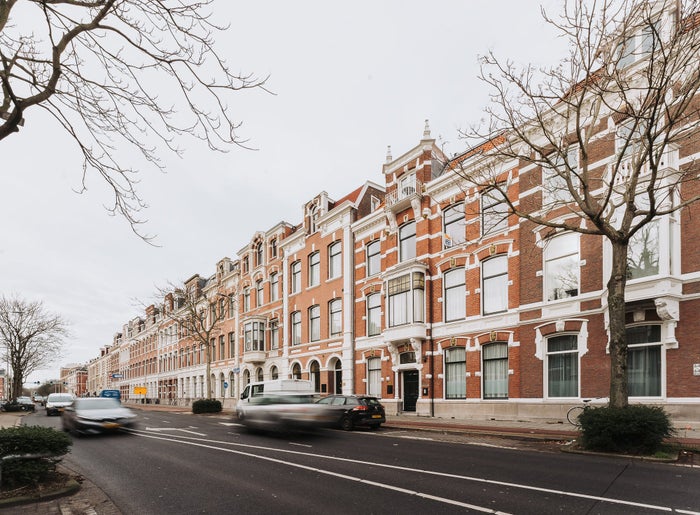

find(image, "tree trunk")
[205,342,212,400]
[608,240,629,408]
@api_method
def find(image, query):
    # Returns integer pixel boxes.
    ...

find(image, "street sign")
[133,386,147,395]
[111,373,124,379]
[232,367,240,374]
[223,381,229,389]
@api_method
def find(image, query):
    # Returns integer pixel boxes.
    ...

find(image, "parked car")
[15,396,36,412]
[61,397,137,435]
[315,395,386,431]
[45,393,75,416]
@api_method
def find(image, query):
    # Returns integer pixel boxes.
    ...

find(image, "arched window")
[443,204,466,248]
[292,363,302,380]
[310,361,321,392]
[366,240,381,276]
[270,365,279,381]
[255,241,264,267]
[256,367,264,382]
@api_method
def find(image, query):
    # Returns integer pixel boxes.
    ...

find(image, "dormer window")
[307,204,319,233]
[616,22,659,69]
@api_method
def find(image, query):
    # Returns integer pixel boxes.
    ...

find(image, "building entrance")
[402,370,419,412]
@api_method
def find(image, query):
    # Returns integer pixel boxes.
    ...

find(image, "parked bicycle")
[566,397,609,427]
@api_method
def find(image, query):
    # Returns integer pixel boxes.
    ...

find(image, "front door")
[402,370,419,412]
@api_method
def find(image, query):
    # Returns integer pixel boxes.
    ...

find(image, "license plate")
[102,422,120,429]
[371,414,382,419]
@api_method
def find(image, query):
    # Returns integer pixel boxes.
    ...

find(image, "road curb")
[0,477,80,509]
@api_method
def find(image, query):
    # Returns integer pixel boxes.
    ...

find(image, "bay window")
[388,272,424,327]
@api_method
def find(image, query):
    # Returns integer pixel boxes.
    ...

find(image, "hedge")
[0,426,71,487]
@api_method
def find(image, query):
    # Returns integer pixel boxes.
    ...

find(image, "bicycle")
[566,397,609,427]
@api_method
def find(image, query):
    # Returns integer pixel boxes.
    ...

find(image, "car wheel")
[340,415,354,431]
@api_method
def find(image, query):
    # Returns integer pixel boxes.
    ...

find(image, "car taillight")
[351,405,368,411]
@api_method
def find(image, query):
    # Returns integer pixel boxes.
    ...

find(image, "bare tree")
[457,0,700,408]
[0,295,68,401]
[0,1,267,239]
[156,276,226,400]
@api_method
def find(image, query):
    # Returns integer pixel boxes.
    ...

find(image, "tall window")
[228,332,235,358]
[367,293,381,336]
[443,204,466,248]
[481,187,508,236]
[270,238,277,258]
[444,269,465,322]
[244,321,265,352]
[290,261,301,294]
[291,311,301,345]
[547,335,579,397]
[242,256,249,273]
[388,272,424,327]
[270,319,279,350]
[219,335,225,361]
[543,146,578,206]
[627,325,661,397]
[228,294,235,317]
[366,241,381,276]
[255,279,264,307]
[445,347,466,399]
[270,365,279,380]
[628,221,660,279]
[242,287,250,312]
[399,222,416,262]
[367,357,382,396]
[292,363,302,379]
[309,305,320,342]
[270,272,279,301]
[329,299,342,336]
[255,242,264,267]
[482,256,508,315]
[308,252,320,287]
[616,22,658,69]
[482,343,508,399]
[328,241,342,279]
[544,232,579,301]
[310,361,321,392]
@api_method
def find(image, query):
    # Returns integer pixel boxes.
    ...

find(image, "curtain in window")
[628,346,661,396]
[547,335,578,397]
[483,343,508,399]
[445,348,466,399]
[444,269,465,322]
[367,358,381,396]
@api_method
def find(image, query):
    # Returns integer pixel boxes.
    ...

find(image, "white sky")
[1,1,567,385]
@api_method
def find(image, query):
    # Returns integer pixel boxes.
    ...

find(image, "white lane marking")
[130,431,508,514]
[144,427,206,436]
[128,429,697,514]
[289,442,313,448]
[219,422,240,427]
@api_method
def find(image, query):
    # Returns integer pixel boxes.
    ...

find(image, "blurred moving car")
[315,395,386,431]
[99,389,121,402]
[45,393,75,416]
[237,393,326,433]
[61,397,137,435]
[15,396,36,412]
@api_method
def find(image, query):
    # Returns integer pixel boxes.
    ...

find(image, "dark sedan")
[61,397,137,435]
[316,395,386,431]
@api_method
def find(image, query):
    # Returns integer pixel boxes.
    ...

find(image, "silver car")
[45,393,74,416]
[61,397,138,435]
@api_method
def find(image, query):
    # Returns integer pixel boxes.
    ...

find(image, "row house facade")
[86,10,700,422]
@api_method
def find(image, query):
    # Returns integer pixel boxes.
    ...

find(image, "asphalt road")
[27,409,700,514]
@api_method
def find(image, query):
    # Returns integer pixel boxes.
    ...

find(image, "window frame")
[481,255,508,315]
[482,342,508,399]
[546,334,579,398]
[366,293,382,337]
[308,251,320,287]
[328,241,342,279]
[544,232,580,302]
[290,260,301,294]
[329,298,342,337]
[255,279,264,307]
[367,357,382,397]
[291,311,301,345]
[366,240,381,276]
[387,272,424,327]
[309,305,320,342]
[270,272,279,302]
[444,347,466,399]
[626,324,662,398]
[481,187,509,236]
[443,268,466,322]
[443,204,466,248]
[399,221,416,262]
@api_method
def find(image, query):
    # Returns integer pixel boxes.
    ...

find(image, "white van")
[239,379,314,403]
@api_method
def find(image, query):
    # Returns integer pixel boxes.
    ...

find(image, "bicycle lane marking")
[129,429,698,514]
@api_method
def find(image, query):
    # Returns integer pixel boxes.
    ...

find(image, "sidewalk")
[0,406,698,514]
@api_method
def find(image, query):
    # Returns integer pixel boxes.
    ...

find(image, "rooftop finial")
[423,119,431,139]
[386,145,392,163]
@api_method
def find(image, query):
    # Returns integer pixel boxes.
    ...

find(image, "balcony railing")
[385,179,423,211]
